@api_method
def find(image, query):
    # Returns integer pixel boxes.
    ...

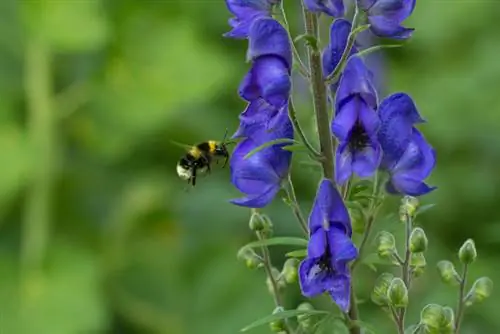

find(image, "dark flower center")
[349,122,370,152]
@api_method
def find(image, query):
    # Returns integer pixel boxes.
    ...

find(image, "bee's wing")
[169,140,193,151]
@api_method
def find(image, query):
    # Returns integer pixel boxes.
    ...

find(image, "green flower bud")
[249,212,273,233]
[458,239,477,265]
[267,267,286,294]
[282,258,299,284]
[237,247,262,269]
[409,227,428,253]
[400,196,419,222]
[387,277,409,308]
[296,302,314,330]
[410,252,427,278]
[420,304,454,333]
[371,272,394,306]
[269,307,286,333]
[465,277,493,306]
[376,231,397,259]
[436,260,460,286]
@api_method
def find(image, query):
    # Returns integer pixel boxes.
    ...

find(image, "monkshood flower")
[224,0,279,39]
[304,0,344,17]
[299,179,358,312]
[232,99,277,139]
[331,56,381,185]
[322,19,357,93]
[230,104,293,207]
[239,17,292,109]
[358,0,417,40]
[378,93,436,196]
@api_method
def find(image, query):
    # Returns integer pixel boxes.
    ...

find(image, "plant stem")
[21,36,54,277]
[256,230,293,334]
[284,174,309,236]
[301,9,335,181]
[454,264,469,333]
[288,99,322,159]
[397,214,413,332]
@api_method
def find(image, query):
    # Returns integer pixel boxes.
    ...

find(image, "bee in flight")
[175,130,234,187]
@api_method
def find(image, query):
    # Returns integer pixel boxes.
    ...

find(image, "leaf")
[282,143,308,152]
[352,24,371,35]
[239,237,309,254]
[294,34,319,51]
[240,309,329,332]
[285,249,307,258]
[416,203,436,216]
[244,138,297,159]
[350,320,378,334]
[356,44,403,58]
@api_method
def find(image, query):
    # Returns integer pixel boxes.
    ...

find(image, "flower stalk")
[454,264,469,333]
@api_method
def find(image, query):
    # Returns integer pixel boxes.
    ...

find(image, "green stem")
[288,99,322,159]
[284,174,309,236]
[21,36,54,276]
[324,7,364,84]
[454,264,469,333]
[397,213,413,332]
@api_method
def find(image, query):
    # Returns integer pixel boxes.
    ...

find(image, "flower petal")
[352,141,381,178]
[307,228,327,258]
[232,99,277,139]
[322,19,352,77]
[230,184,280,207]
[224,0,272,39]
[392,129,436,179]
[327,274,351,313]
[335,142,353,185]
[368,0,416,22]
[368,16,414,40]
[332,96,358,141]
[389,175,436,196]
[335,56,378,110]
[328,226,358,266]
[358,98,380,136]
[239,55,291,108]
[247,17,292,68]
[304,0,345,17]
[299,257,333,297]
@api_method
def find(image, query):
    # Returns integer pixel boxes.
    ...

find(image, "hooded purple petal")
[299,256,338,297]
[335,56,378,110]
[335,142,353,186]
[232,99,278,139]
[230,184,281,207]
[247,17,292,68]
[327,274,351,312]
[364,0,417,40]
[368,16,414,40]
[303,0,345,17]
[328,226,358,267]
[331,96,358,141]
[224,0,273,39]
[378,93,424,169]
[239,56,291,108]
[352,142,381,178]
[368,0,416,21]
[322,19,354,77]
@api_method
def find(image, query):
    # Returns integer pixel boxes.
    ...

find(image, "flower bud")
[387,277,408,308]
[267,267,286,294]
[269,307,286,333]
[249,212,273,233]
[371,272,394,306]
[458,239,477,265]
[410,252,427,278]
[409,227,428,253]
[296,302,314,330]
[376,231,397,259]
[281,258,299,284]
[237,247,262,269]
[400,196,419,222]
[436,260,460,286]
[465,277,493,306]
[420,304,454,333]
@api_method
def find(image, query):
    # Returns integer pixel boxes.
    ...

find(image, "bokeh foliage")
[0,0,498,333]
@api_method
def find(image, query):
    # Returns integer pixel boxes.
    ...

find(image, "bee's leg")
[222,156,228,168]
[203,156,211,174]
[190,167,197,187]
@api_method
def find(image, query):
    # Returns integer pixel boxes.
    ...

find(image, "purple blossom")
[304,0,345,17]
[358,0,416,40]
[299,179,357,312]
[230,104,293,207]
[378,93,436,196]
[224,0,278,39]
[332,56,381,185]
[239,17,292,108]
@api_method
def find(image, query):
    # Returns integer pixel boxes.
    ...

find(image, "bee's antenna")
[222,128,229,143]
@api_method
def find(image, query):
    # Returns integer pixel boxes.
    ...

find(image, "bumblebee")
[175,132,231,186]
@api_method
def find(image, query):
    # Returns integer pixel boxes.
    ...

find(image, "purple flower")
[299,179,357,312]
[224,0,277,39]
[230,104,293,207]
[239,17,292,108]
[378,93,436,196]
[332,56,381,185]
[232,99,278,139]
[359,0,416,40]
[304,0,345,17]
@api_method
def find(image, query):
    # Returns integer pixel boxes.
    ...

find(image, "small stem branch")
[455,264,469,333]
[397,214,413,332]
[284,174,309,236]
[288,99,322,159]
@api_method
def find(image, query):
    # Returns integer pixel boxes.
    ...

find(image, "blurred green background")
[0,0,499,333]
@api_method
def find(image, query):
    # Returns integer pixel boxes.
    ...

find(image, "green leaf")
[350,320,378,334]
[240,309,329,332]
[282,143,308,152]
[356,44,402,58]
[244,138,297,159]
[416,203,436,216]
[294,34,318,51]
[352,24,371,35]
[285,249,307,258]
[239,237,309,254]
